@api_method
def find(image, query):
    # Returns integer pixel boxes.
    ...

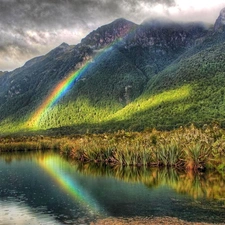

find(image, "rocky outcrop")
[81,18,137,49]
[124,18,208,49]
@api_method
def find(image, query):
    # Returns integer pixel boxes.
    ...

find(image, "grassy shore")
[0,124,225,172]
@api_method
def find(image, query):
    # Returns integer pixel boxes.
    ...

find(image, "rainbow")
[27,27,136,128]
[37,155,104,215]
[27,64,89,127]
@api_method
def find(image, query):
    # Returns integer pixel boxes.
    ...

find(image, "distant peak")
[214,7,225,31]
[219,7,225,16]
[81,18,136,49]
[112,18,135,25]
[59,42,69,47]
[47,42,70,57]
[104,18,137,29]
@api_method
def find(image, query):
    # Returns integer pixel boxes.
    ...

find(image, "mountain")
[214,8,225,31]
[0,71,7,76]
[81,18,137,48]
[1,9,225,134]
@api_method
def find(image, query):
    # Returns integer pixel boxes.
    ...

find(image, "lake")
[0,150,224,224]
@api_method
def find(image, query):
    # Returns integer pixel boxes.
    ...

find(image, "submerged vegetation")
[1,124,225,173]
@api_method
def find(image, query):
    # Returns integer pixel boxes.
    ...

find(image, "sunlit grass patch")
[108,85,191,121]
[26,97,120,130]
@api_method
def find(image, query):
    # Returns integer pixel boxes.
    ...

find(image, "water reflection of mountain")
[1,151,225,201]
[74,162,225,201]
[0,151,225,224]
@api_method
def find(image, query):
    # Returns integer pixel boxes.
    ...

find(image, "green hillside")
[1,15,225,135]
[34,48,147,130]
[106,42,225,130]
[37,39,225,133]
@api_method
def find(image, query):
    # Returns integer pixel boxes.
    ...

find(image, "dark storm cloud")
[0,0,176,70]
[0,0,176,31]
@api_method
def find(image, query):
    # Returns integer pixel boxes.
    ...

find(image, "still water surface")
[0,151,224,224]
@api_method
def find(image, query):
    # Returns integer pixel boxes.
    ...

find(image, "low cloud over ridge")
[0,0,223,71]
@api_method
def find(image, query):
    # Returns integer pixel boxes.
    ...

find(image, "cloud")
[0,0,223,71]
[167,0,225,23]
[0,0,175,30]
[0,0,176,71]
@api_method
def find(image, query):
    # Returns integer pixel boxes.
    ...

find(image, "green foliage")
[1,21,225,134]
[55,125,224,172]
[1,125,225,172]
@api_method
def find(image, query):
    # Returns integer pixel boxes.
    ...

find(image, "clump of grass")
[185,143,211,171]
[0,142,37,151]
[157,142,183,167]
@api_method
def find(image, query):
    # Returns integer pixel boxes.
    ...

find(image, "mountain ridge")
[1,10,225,134]
[214,7,225,31]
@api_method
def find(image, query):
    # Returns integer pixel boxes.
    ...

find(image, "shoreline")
[0,124,225,172]
[91,216,225,225]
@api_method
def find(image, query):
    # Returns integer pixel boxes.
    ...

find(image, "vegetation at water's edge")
[1,150,224,208]
[63,124,225,172]
[1,124,225,173]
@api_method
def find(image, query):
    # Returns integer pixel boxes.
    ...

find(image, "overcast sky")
[0,0,224,71]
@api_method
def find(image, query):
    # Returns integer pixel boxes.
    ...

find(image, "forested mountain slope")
[0,9,225,134]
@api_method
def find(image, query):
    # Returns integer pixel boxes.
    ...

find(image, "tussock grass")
[1,124,225,172]
[60,124,225,172]
[0,136,53,152]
